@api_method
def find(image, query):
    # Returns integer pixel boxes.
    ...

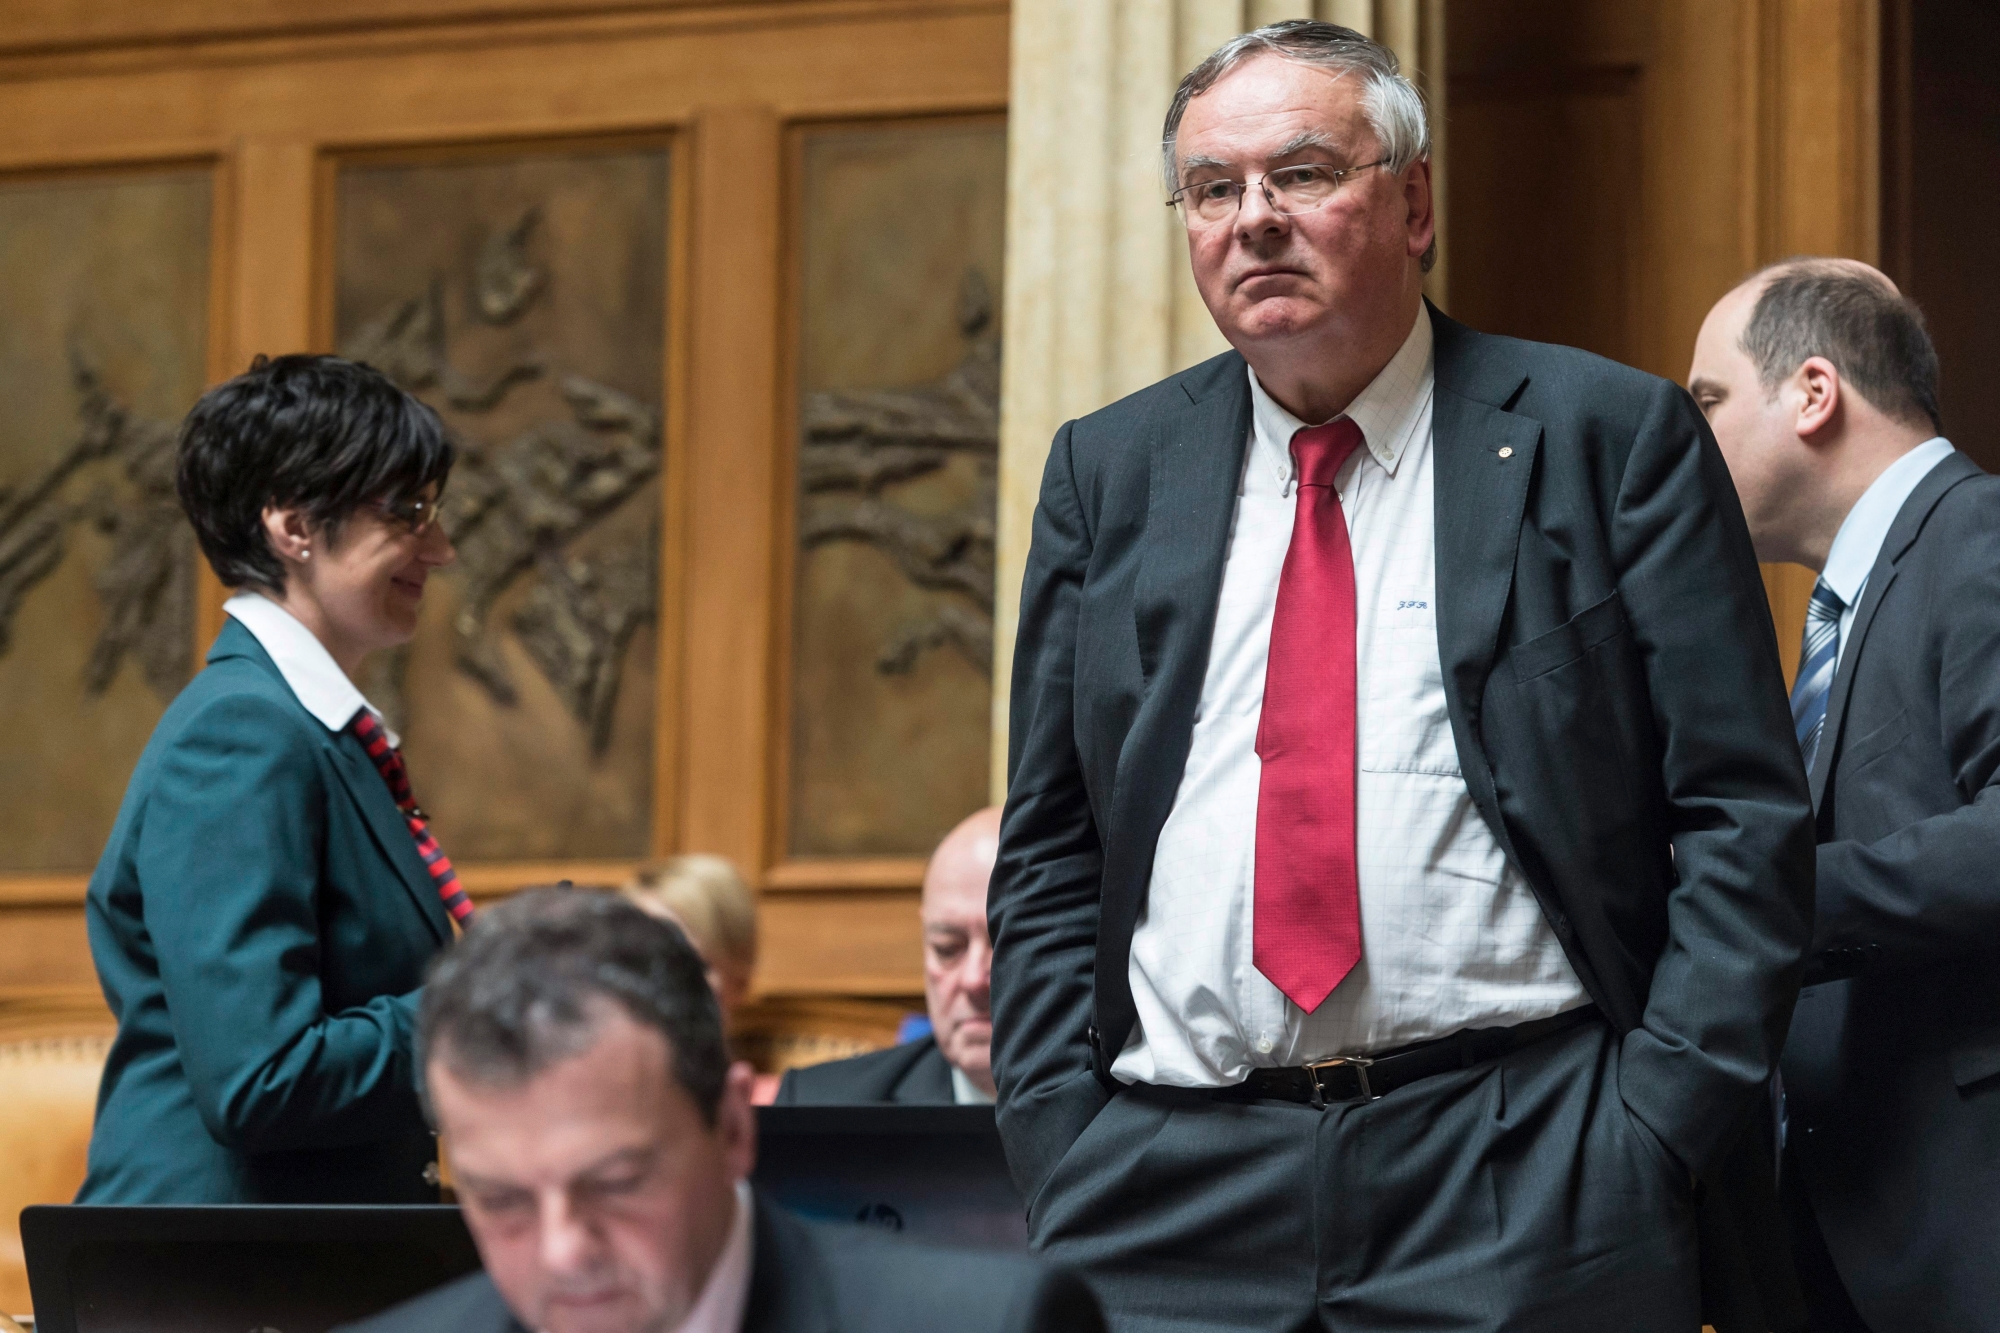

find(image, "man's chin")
[1228,296,1329,342]
[535,1292,657,1333]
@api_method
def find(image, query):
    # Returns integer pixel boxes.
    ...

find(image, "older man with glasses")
[990,21,1815,1332]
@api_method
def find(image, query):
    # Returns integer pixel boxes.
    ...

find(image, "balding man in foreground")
[1692,259,2000,1333]
[780,808,1000,1104]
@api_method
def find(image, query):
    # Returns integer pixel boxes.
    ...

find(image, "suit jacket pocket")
[1510,591,1629,683]
[1838,708,1910,774]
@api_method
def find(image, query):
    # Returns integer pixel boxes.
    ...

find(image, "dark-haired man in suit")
[1692,257,2000,1333]
[339,889,1103,1333]
[778,807,1001,1106]
[991,19,1815,1333]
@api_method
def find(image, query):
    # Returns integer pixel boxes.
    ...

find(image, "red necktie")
[350,711,475,926]
[1254,418,1363,1013]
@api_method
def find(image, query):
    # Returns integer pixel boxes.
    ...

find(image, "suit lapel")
[1809,450,1983,808]
[208,617,452,944]
[1428,311,1539,759]
[330,735,454,946]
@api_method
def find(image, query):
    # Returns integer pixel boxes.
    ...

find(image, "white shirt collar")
[1246,305,1435,493]
[223,592,398,746]
[672,1179,755,1333]
[1818,436,1956,609]
[950,1065,996,1106]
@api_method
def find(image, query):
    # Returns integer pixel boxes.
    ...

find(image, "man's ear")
[718,1061,757,1182]
[1793,355,1843,443]
[1403,157,1435,265]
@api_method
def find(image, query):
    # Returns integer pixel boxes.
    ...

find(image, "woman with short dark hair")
[79,353,463,1203]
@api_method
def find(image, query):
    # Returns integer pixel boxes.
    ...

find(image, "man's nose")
[964,937,993,1007]
[538,1195,601,1274]
[1234,178,1288,238]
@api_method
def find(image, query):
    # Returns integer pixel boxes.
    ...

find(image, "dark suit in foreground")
[994,308,1816,1330]
[336,1194,1105,1333]
[1782,451,2000,1331]
[79,621,449,1203]
[775,1038,956,1104]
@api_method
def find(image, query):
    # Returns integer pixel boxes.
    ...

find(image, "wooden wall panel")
[1446,0,1879,684]
[0,0,1008,1018]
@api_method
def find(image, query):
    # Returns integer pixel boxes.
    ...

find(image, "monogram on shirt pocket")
[1361,594,1462,776]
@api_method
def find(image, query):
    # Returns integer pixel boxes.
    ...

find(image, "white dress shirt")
[1816,436,1955,667]
[671,1179,755,1333]
[1113,308,1589,1088]
[224,592,398,745]
[951,1065,997,1105]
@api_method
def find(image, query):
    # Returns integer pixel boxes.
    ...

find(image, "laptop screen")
[22,1205,481,1333]
[751,1104,1028,1252]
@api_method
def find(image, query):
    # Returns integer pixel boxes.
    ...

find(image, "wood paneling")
[756,890,925,995]
[1880,0,2000,475]
[0,0,778,56]
[1445,0,1880,682]
[0,0,1008,1015]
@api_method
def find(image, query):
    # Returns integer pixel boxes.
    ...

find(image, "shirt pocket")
[1361,594,1462,776]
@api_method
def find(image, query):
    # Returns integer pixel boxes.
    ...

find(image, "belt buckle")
[1302,1055,1375,1109]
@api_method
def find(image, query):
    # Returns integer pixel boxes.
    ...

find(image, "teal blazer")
[78,620,452,1203]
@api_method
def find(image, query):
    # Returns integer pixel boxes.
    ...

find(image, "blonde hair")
[622,855,757,972]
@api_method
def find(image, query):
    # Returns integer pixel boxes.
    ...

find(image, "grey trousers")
[1029,1018,1700,1333]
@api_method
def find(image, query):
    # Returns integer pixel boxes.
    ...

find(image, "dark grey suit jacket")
[776,1037,958,1104]
[992,307,1817,1329]
[1782,449,2000,1332]
[334,1194,1104,1333]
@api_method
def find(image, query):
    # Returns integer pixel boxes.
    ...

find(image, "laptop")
[22,1107,1020,1329]
[751,1104,1028,1252]
[21,1204,482,1333]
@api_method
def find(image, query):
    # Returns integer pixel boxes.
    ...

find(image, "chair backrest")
[0,1036,108,1318]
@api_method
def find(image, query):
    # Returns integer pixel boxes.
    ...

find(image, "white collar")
[951,1065,996,1105]
[1246,305,1435,493]
[1817,437,1956,609]
[671,1180,755,1333]
[223,592,398,746]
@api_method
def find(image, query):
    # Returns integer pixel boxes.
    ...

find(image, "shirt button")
[1255,1035,1274,1055]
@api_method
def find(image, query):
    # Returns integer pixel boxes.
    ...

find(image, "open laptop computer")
[751,1103,1027,1252]
[23,1106,1020,1330]
[21,1204,481,1333]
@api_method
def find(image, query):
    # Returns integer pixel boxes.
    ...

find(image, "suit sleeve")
[1608,380,1818,1173]
[988,419,1112,1203]
[136,691,424,1154]
[1814,491,2000,966]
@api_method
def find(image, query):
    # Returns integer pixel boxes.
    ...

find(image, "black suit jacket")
[776,1038,958,1104]
[1781,450,2000,1331]
[992,307,1816,1327]
[334,1194,1105,1333]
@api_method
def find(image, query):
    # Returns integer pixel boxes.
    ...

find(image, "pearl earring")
[300,548,310,559]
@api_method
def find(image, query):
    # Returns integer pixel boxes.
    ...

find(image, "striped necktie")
[1789,578,1846,771]
[349,711,475,925]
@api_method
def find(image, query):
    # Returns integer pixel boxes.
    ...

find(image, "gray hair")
[1163,22,1433,268]
[1741,259,1942,433]
[419,887,729,1125]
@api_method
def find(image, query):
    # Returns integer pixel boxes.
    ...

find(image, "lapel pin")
[1497,446,1514,459]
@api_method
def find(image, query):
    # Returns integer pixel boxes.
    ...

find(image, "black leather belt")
[1219,1006,1601,1108]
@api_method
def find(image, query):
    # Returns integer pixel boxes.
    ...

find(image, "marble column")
[992,0,1446,794]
